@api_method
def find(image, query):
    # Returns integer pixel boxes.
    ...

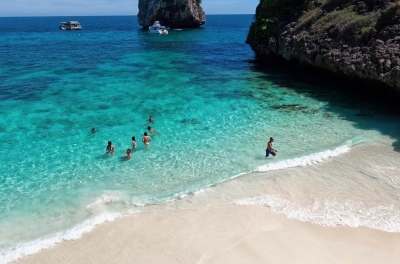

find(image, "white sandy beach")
[14,203,400,264]
[13,140,400,264]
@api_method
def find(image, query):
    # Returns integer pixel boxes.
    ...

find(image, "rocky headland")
[246,0,400,96]
[138,0,205,28]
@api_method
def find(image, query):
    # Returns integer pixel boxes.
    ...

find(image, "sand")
[14,203,400,264]
[13,141,400,264]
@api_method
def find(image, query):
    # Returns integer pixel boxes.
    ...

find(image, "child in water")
[125,149,132,159]
[105,141,115,154]
[131,136,136,149]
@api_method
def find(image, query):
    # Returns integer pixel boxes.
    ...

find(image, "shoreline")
[14,203,400,264]
[10,140,400,263]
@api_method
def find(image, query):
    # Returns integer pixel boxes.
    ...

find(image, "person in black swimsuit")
[266,137,277,157]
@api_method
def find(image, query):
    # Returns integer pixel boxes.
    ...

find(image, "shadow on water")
[249,58,400,152]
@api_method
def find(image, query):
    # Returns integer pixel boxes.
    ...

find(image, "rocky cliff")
[246,0,400,94]
[138,0,205,28]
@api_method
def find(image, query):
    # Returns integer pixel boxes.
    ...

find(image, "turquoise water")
[1,15,400,262]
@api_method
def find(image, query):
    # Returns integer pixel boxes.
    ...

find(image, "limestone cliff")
[138,0,206,28]
[246,0,400,93]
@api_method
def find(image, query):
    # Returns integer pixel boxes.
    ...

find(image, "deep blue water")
[1,15,400,262]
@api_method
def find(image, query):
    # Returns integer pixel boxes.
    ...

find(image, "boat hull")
[148,28,168,35]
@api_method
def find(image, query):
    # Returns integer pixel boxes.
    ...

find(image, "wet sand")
[14,141,400,264]
[15,203,400,264]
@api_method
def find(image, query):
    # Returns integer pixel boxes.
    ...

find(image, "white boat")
[148,21,168,35]
[59,21,82,30]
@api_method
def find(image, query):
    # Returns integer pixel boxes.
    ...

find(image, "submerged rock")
[271,104,319,114]
[181,118,202,124]
[138,0,206,29]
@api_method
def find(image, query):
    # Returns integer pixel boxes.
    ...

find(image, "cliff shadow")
[249,57,400,152]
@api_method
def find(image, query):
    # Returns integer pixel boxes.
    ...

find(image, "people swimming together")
[103,116,277,159]
[102,116,158,158]
[266,137,277,157]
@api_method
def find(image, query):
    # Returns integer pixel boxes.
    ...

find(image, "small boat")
[59,21,82,30]
[148,21,168,35]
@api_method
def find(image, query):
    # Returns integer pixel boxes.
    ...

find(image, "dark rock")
[247,0,400,95]
[180,118,202,125]
[270,104,319,114]
[138,0,205,28]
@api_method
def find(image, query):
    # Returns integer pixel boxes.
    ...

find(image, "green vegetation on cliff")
[247,0,321,42]
[246,0,400,94]
[247,0,399,43]
[377,1,400,29]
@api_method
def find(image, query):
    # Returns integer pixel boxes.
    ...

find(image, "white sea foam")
[372,166,400,186]
[171,186,207,201]
[86,194,121,209]
[0,144,362,263]
[0,211,135,264]
[235,195,400,233]
[193,189,205,195]
[256,145,351,172]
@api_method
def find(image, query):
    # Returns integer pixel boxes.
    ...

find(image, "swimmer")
[148,116,154,123]
[266,137,277,157]
[105,141,115,154]
[125,149,132,159]
[147,126,158,135]
[91,128,96,134]
[131,136,137,149]
[142,132,151,146]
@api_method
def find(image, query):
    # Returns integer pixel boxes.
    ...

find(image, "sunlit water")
[1,15,400,263]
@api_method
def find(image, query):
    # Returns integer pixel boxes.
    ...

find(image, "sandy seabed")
[14,141,400,264]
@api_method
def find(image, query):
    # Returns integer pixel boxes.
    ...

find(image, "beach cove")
[1,15,400,263]
[14,143,400,263]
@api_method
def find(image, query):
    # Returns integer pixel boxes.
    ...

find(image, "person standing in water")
[105,141,115,154]
[125,149,132,159]
[266,137,277,157]
[131,136,136,149]
[142,132,151,146]
[148,116,154,123]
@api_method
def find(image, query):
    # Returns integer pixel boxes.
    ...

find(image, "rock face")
[246,0,400,94]
[138,0,206,28]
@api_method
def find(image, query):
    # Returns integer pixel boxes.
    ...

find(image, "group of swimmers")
[102,116,158,159]
[100,116,278,159]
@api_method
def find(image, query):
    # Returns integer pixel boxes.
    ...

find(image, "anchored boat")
[59,21,82,30]
[148,21,168,35]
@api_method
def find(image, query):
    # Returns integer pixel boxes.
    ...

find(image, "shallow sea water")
[1,15,400,262]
